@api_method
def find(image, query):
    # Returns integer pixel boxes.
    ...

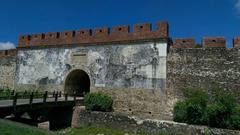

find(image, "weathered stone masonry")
[16,42,167,91]
[0,21,240,120]
[16,22,168,92]
[0,49,17,90]
[169,37,240,100]
[167,48,240,98]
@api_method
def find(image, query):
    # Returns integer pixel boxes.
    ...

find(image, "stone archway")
[64,69,90,96]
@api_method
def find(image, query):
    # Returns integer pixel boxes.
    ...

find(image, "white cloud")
[235,0,240,13]
[0,42,16,50]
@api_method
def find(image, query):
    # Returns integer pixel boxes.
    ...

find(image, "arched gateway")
[64,69,90,96]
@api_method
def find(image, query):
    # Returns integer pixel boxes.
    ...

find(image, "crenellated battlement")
[172,37,240,48]
[172,38,196,48]
[0,49,17,57]
[233,37,240,48]
[202,37,226,48]
[18,21,169,48]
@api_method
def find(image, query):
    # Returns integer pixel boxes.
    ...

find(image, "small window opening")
[118,28,122,31]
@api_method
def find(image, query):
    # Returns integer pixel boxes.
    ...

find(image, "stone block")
[37,121,49,130]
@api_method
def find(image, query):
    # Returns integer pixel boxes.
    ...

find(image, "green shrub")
[185,97,207,124]
[174,88,207,124]
[173,86,240,130]
[215,91,236,112]
[0,88,12,99]
[206,104,224,128]
[206,91,237,128]
[84,92,113,112]
[173,101,187,122]
[228,106,240,129]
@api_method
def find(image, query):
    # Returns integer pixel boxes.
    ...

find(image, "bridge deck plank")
[0,97,83,108]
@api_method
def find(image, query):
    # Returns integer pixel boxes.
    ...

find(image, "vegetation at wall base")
[0,119,56,135]
[58,126,175,135]
[84,92,113,112]
[173,86,240,130]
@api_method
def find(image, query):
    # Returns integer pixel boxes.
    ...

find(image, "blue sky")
[0,0,240,49]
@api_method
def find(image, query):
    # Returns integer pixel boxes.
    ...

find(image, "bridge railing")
[0,90,78,106]
[10,90,78,108]
[0,90,45,100]
[0,90,69,99]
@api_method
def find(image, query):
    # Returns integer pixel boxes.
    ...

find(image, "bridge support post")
[43,91,48,103]
[38,121,50,131]
[71,106,85,128]
[29,92,34,105]
[11,90,15,96]
[55,92,58,102]
[14,112,24,119]
[13,93,18,111]
[59,91,62,97]
[52,91,55,97]
[74,91,76,102]
[65,93,68,101]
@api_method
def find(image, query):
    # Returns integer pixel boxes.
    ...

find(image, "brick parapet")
[172,37,230,48]
[202,37,226,48]
[233,37,240,48]
[18,21,169,48]
[172,38,196,48]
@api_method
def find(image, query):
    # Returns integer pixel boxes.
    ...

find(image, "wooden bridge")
[0,91,83,119]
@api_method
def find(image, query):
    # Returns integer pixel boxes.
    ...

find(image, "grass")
[58,126,175,135]
[0,119,176,135]
[0,119,56,135]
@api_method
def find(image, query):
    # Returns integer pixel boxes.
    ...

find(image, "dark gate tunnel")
[65,69,90,96]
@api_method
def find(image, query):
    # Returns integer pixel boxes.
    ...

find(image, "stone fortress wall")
[0,49,17,90]
[169,37,240,94]
[15,21,169,92]
[0,21,239,120]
